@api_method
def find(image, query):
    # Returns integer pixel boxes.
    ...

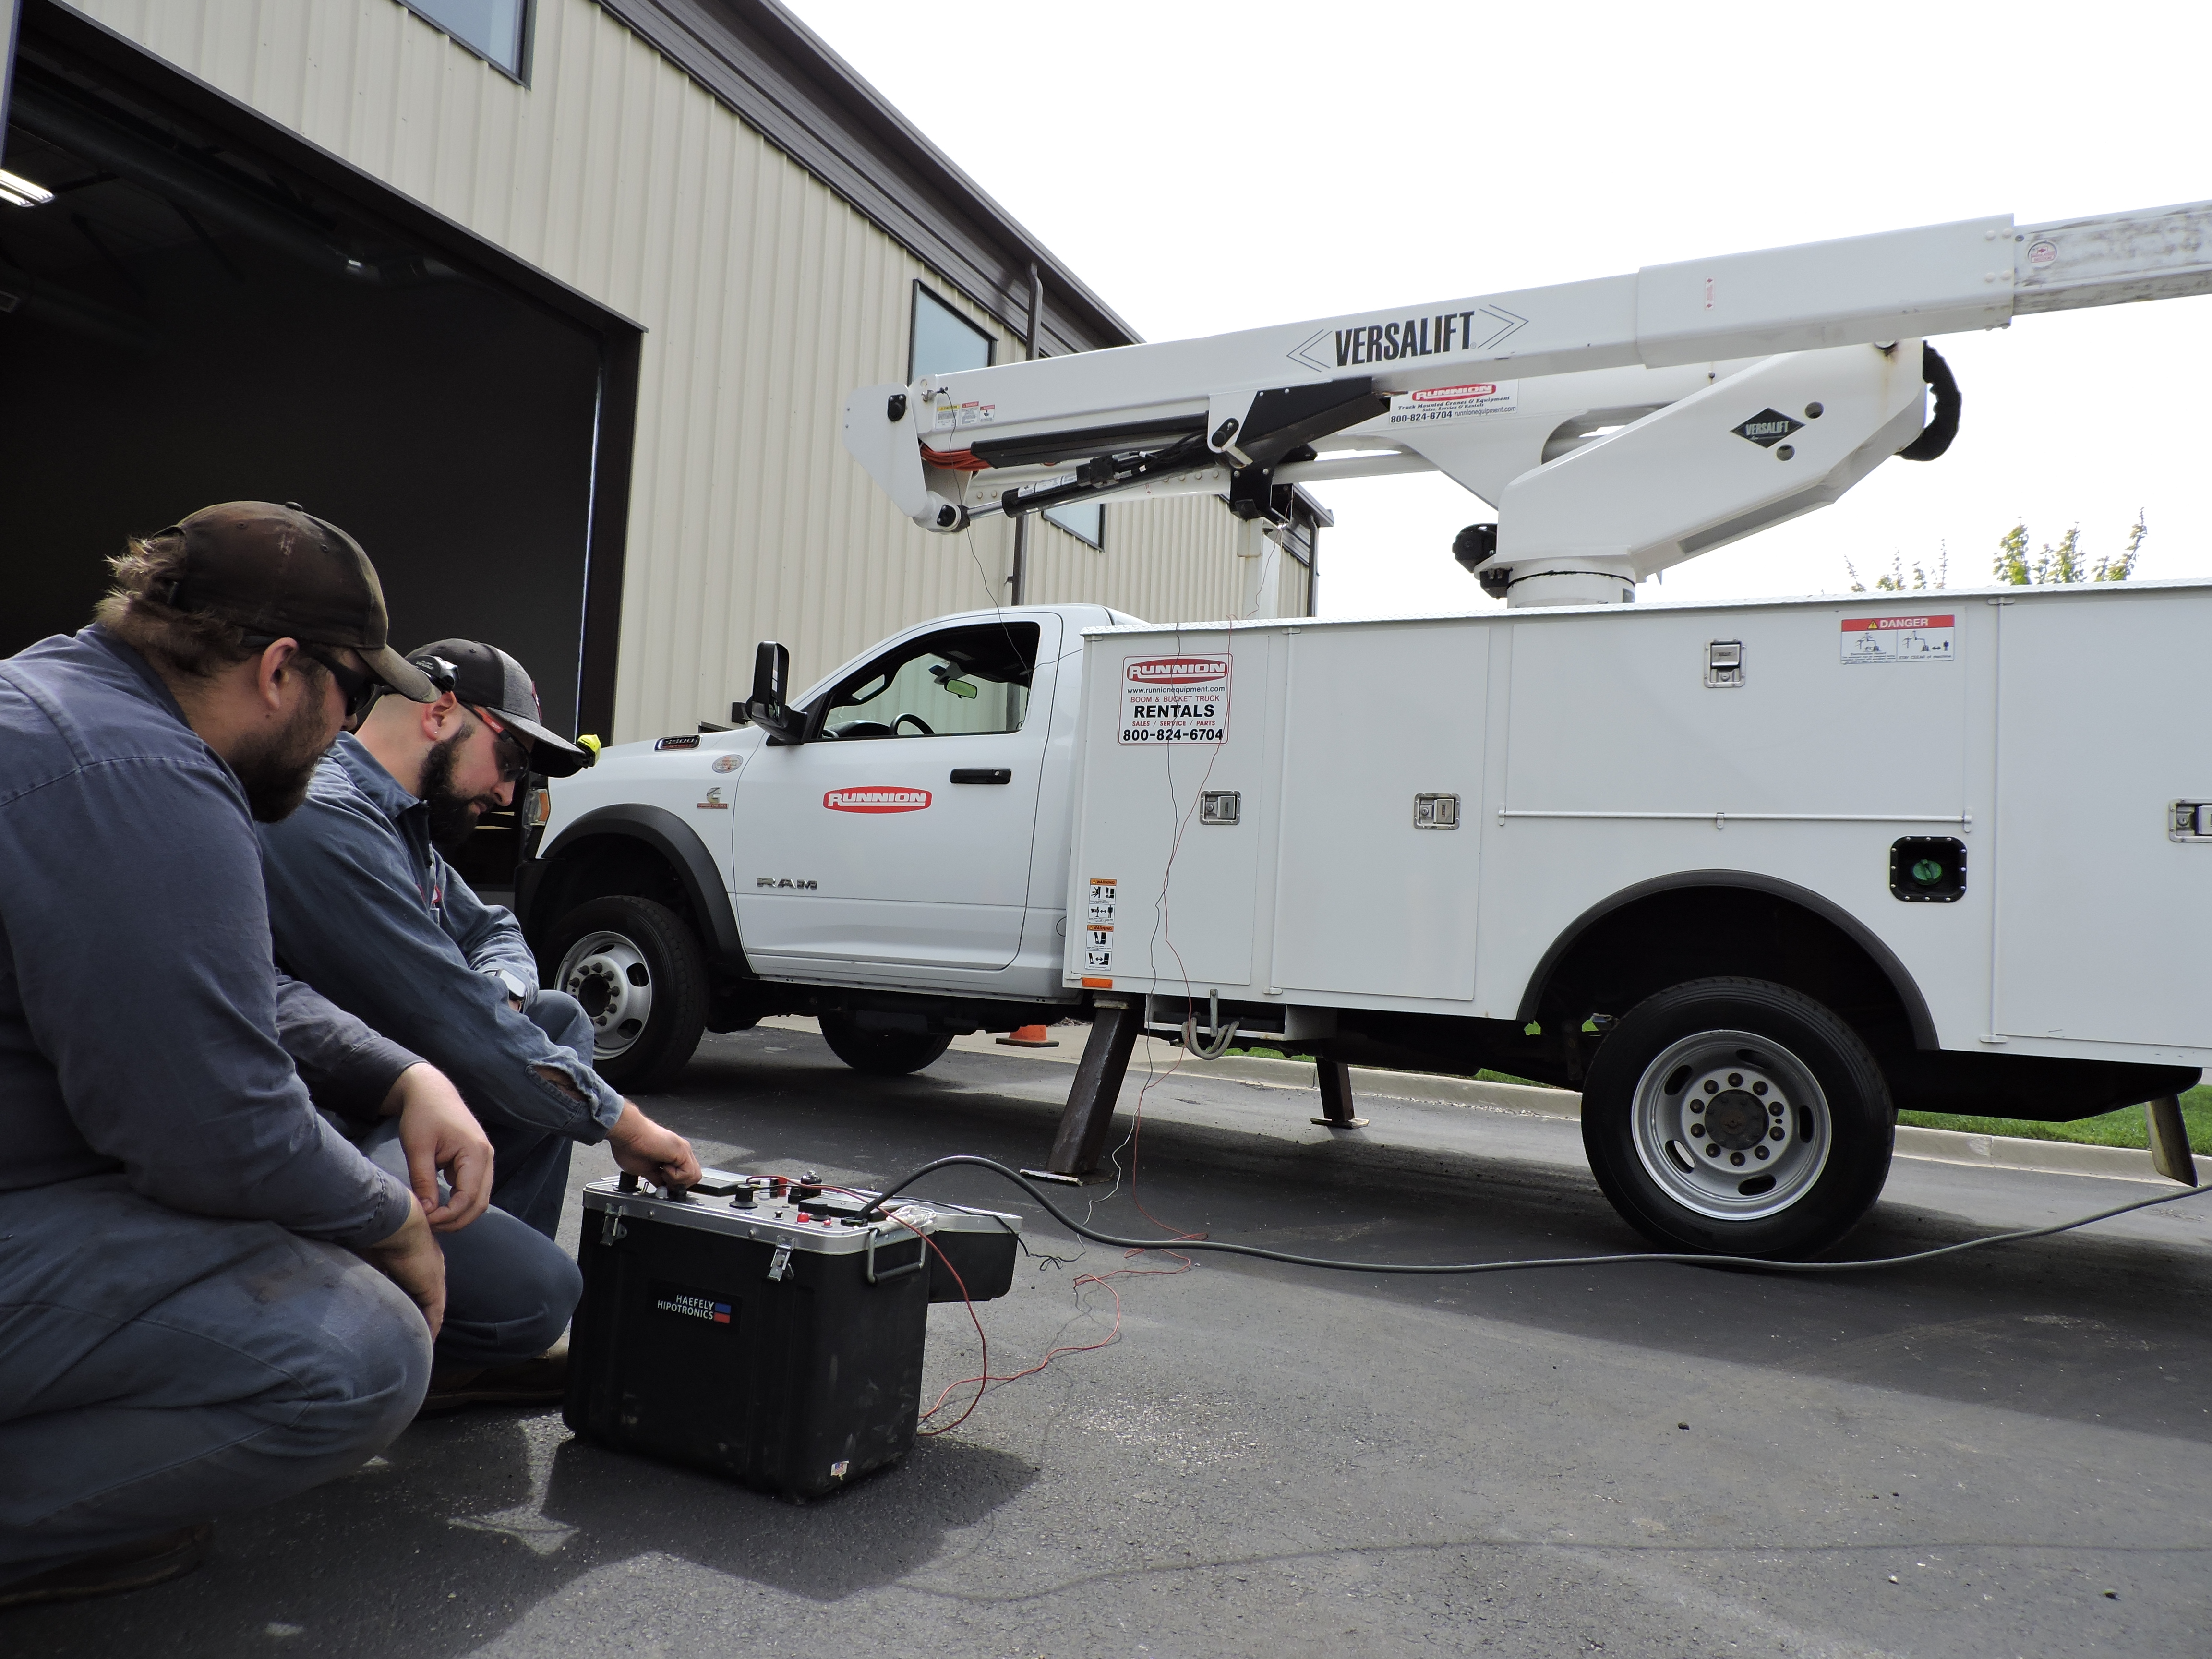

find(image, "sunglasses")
[468,704,534,785]
[303,646,381,723]
[243,635,382,723]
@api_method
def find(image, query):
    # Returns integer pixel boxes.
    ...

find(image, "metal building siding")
[72,0,1257,736]
[1022,500,1242,623]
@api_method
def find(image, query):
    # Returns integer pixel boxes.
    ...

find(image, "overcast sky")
[784,0,2212,618]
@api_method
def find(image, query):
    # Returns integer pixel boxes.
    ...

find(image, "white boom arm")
[845,200,2212,606]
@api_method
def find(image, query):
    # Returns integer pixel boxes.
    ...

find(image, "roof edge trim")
[592,0,1140,356]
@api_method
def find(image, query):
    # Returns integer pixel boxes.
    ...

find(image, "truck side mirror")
[740,641,809,744]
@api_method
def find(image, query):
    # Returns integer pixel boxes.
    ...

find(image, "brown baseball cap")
[144,502,437,702]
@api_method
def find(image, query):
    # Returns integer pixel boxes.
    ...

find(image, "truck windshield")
[818,621,1040,740]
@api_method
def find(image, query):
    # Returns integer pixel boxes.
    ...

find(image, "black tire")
[818,1012,952,1076]
[1579,977,1894,1258]
[547,895,708,1093]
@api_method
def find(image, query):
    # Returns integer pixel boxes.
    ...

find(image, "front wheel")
[548,895,708,1093]
[818,1012,952,1076]
[1579,977,1894,1258]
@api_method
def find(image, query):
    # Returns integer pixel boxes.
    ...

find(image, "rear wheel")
[548,895,708,1093]
[1579,977,1894,1258]
[818,1012,952,1076]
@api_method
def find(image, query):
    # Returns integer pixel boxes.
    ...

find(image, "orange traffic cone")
[996,1024,1060,1048]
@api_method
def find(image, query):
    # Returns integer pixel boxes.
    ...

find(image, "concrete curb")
[1147,1054,2172,1181]
[770,1017,2178,1185]
[932,1028,1579,1115]
[1154,1051,1579,1118]
[1890,1124,2166,1182]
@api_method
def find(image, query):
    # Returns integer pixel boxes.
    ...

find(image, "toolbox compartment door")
[1268,625,1488,1000]
[1068,627,1264,990]
[1992,589,2212,1047]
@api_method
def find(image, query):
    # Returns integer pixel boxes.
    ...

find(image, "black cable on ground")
[857,1154,2210,1277]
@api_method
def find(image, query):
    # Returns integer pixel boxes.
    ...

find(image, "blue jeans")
[348,986,596,1367]
[0,1174,431,1584]
[358,1122,578,1371]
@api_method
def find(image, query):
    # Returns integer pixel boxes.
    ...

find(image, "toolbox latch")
[1412,793,1459,830]
[1705,640,1745,687]
[2169,801,2212,842]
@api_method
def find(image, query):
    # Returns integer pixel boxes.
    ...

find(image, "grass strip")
[1899,1086,2212,1154]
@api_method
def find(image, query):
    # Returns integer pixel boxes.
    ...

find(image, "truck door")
[734,617,1055,973]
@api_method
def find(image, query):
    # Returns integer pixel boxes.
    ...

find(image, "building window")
[909,282,993,382]
[909,283,1094,544]
[396,0,532,83]
[1045,500,1104,549]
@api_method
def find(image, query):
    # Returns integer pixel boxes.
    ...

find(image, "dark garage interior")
[1,2,641,885]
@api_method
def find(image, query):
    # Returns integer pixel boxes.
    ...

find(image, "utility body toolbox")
[1065,588,2212,1071]
[565,1169,1020,1500]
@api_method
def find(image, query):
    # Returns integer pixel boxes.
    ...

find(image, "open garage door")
[0,2,640,889]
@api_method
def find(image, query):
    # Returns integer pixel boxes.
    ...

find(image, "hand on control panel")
[608,1101,701,1191]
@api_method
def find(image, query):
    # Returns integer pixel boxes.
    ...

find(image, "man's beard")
[232,688,336,823]
[418,728,500,854]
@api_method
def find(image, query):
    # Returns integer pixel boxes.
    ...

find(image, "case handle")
[864,1224,927,1284]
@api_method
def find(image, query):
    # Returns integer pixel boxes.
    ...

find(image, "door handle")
[950,768,1011,784]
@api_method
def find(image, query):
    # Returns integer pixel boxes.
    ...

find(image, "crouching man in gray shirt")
[256,637,698,1412]
[0,505,450,1606]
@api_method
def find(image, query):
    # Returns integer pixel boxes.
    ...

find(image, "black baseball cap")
[144,502,437,702]
[409,638,594,777]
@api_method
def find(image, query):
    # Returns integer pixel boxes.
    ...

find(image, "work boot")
[417,1335,569,1416]
[0,1522,214,1608]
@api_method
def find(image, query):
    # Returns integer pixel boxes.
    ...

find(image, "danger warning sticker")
[1385,381,1518,428]
[1840,614,1955,665]
[1121,656,1230,745]
[931,397,996,431]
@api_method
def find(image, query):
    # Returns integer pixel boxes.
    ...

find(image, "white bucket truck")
[519,200,2212,1255]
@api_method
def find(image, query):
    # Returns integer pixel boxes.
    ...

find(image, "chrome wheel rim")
[1629,1028,1831,1221]
[557,929,655,1060]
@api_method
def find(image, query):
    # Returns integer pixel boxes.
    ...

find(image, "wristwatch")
[489,967,531,1004]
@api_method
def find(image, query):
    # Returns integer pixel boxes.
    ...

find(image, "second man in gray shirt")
[256,638,699,1407]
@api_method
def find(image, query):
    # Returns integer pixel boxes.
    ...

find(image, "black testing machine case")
[565,1169,1021,1500]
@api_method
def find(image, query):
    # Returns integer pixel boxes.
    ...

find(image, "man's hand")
[608,1102,701,1190]
[379,1062,493,1232]
[356,1194,446,1337]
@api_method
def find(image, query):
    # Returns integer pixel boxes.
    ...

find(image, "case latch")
[1705,640,1745,687]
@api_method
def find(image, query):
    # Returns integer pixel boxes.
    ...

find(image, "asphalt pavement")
[13,1027,2212,1658]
